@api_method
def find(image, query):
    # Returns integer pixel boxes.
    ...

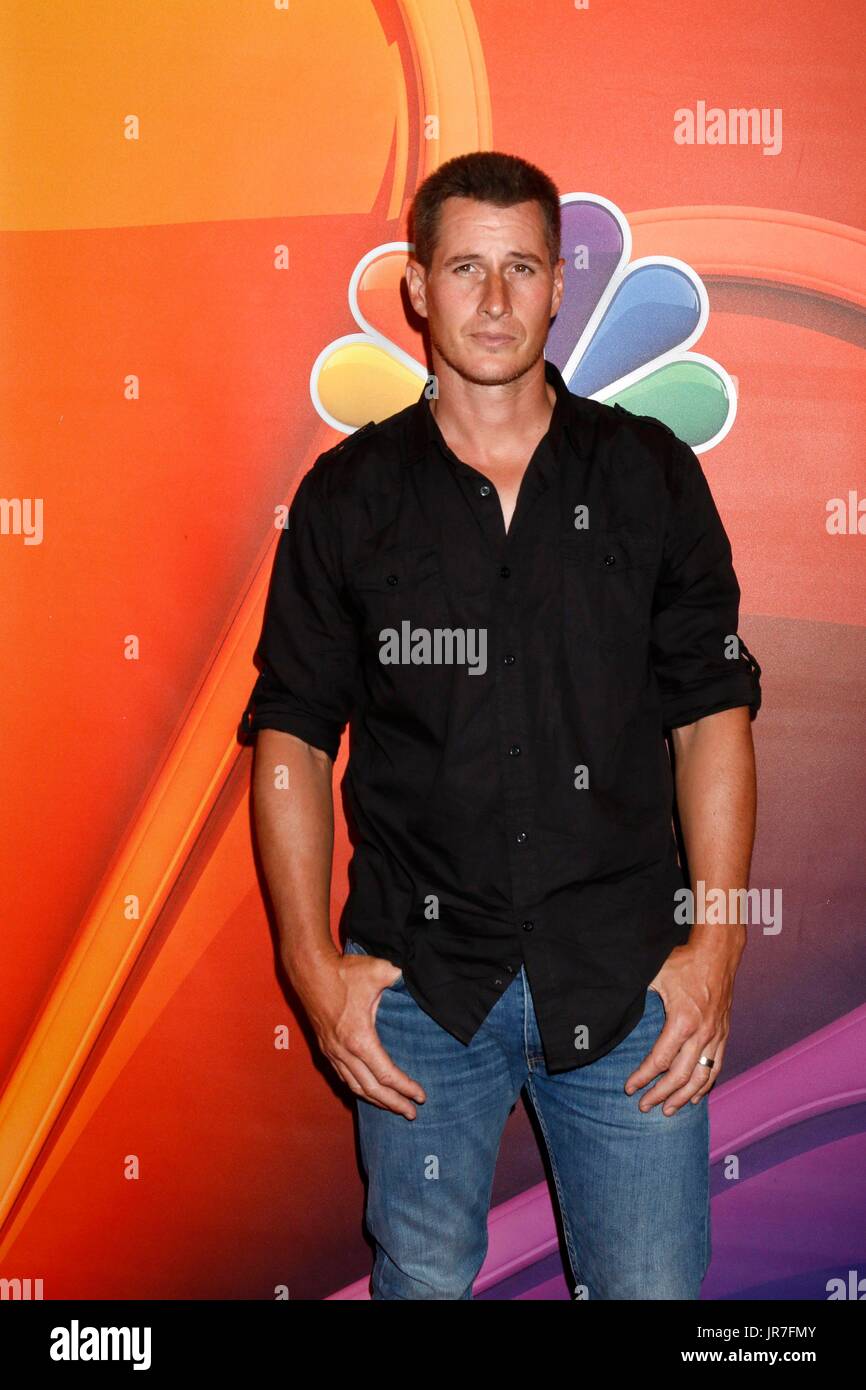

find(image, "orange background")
[1,0,864,1298]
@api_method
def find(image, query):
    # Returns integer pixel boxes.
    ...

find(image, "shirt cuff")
[242,707,341,762]
[662,671,762,731]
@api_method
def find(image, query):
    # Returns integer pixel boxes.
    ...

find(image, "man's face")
[406,197,564,387]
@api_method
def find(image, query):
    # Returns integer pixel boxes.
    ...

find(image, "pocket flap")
[561,527,655,571]
[349,543,442,592]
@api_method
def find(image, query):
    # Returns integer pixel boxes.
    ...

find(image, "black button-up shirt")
[242,358,762,1073]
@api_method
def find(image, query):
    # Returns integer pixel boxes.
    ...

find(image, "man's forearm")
[671,704,757,961]
[251,728,339,976]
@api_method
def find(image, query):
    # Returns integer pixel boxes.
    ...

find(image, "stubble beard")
[428,326,545,389]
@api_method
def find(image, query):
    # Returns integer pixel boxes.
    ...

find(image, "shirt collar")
[406,356,596,478]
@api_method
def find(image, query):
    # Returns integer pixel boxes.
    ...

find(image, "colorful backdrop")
[1,0,864,1301]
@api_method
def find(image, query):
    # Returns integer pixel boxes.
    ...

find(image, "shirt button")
[479,483,491,496]
[509,743,521,756]
[494,977,503,986]
[505,964,516,974]
[522,920,535,932]
[500,565,511,578]
[603,553,616,567]
[386,573,398,585]
[503,653,515,665]
[516,831,528,844]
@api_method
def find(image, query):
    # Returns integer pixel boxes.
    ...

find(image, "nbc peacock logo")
[310,192,737,454]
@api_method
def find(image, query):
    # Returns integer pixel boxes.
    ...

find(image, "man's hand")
[251,729,427,1120]
[292,947,427,1120]
[625,704,757,1115]
[624,932,743,1114]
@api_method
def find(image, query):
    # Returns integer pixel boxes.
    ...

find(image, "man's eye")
[451,262,534,274]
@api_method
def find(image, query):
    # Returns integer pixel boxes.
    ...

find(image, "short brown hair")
[409,150,562,272]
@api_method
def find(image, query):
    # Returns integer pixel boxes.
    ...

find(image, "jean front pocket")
[646,985,667,1023]
[344,937,404,989]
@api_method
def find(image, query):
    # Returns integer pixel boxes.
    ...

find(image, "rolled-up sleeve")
[241,461,360,761]
[650,435,762,731]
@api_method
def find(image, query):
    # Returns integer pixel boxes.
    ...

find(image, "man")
[243,151,761,1300]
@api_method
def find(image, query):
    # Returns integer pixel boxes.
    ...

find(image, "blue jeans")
[344,938,710,1300]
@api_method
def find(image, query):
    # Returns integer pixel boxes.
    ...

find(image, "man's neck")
[429,364,555,470]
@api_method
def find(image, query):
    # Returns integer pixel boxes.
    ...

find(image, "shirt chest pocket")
[560,527,657,647]
[347,543,450,639]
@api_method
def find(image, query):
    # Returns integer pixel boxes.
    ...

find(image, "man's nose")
[478,271,510,317]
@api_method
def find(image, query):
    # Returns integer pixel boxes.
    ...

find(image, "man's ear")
[550,255,565,317]
[405,258,429,320]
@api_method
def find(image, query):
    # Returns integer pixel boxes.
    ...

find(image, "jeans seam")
[525,1073,583,1290]
[521,972,583,1289]
[521,966,544,1068]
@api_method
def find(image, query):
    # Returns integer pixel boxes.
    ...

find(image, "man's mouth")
[471,333,516,346]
